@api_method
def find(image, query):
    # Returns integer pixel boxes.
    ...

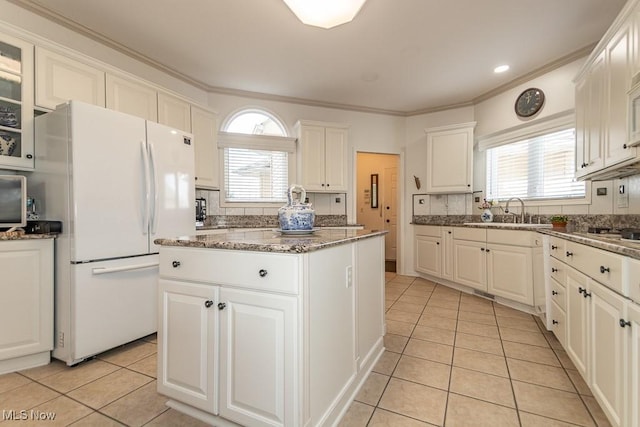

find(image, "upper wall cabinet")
[295,120,348,192]
[0,33,34,170]
[191,106,219,189]
[106,74,158,122]
[35,47,105,110]
[574,0,640,180]
[424,122,475,193]
[158,92,191,133]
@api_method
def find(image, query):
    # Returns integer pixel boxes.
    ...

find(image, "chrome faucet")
[504,197,526,223]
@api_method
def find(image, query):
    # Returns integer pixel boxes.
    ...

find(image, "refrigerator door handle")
[141,140,151,235]
[148,141,159,235]
[91,261,159,275]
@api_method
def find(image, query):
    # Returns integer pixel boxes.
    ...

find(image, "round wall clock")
[515,88,545,118]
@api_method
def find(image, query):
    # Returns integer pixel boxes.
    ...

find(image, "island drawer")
[548,299,566,347]
[564,241,623,294]
[548,236,565,259]
[159,247,300,294]
[549,277,566,310]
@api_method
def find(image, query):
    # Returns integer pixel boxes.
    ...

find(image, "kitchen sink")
[463,222,552,228]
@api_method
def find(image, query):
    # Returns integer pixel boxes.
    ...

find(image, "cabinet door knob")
[551,245,558,250]
[552,290,558,295]
[172,261,181,268]
[620,319,631,328]
[623,143,629,149]
[204,300,213,308]
[551,268,558,273]
[481,248,485,251]
[583,291,592,298]
[436,242,440,245]
[566,251,573,257]
[600,266,610,274]
[578,287,585,294]
[259,269,268,277]
[26,154,33,159]
[486,249,490,253]
[448,231,452,234]
[552,319,559,325]
[218,302,226,310]
[386,219,390,223]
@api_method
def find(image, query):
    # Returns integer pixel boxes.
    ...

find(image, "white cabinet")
[35,47,105,110]
[442,227,454,280]
[157,279,218,413]
[450,228,538,304]
[589,281,626,427]
[627,301,640,427]
[158,92,191,133]
[565,268,590,379]
[0,33,34,170]
[0,239,54,374]
[487,243,534,305]
[415,226,442,277]
[576,51,606,178]
[424,122,475,193]
[219,287,296,427]
[191,106,219,189]
[453,238,486,291]
[157,236,385,427]
[296,121,348,192]
[106,74,158,121]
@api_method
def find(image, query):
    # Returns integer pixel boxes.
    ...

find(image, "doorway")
[356,152,400,272]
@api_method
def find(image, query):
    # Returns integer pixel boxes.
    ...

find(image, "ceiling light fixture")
[494,65,510,73]
[283,0,367,29]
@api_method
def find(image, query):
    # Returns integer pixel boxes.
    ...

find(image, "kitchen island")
[155,229,386,427]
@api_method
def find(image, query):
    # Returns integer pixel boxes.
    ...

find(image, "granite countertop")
[155,229,387,254]
[195,224,364,232]
[0,232,57,241]
[538,229,640,260]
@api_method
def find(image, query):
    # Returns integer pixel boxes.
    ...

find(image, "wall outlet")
[617,178,629,208]
[58,331,64,347]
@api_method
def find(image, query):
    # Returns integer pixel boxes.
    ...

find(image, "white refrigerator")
[30,101,194,365]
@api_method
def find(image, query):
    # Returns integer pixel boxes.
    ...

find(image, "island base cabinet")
[157,280,218,414]
[219,288,297,427]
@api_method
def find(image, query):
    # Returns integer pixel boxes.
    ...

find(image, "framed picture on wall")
[371,174,378,208]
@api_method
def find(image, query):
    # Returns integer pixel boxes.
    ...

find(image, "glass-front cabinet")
[0,33,34,170]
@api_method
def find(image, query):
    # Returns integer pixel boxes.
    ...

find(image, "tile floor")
[340,273,612,427]
[0,274,611,427]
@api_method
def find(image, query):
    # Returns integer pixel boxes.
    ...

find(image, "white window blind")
[486,128,585,201]
[223,148,289,202]
[219,110,293,204]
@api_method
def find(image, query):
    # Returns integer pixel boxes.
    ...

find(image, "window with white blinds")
[220,109,293,204]
[223,148,289,202]
[486,128,585,201]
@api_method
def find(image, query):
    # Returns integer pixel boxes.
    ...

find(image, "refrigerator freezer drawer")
[54,255,159,365]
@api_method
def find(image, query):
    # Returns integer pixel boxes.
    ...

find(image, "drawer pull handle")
[620,319,631,328]
[259,269,268,277]
[583,291,592,298]
[481,248,485,251]
[600,266,610,274]
[218,302,226,310]
[552,290,558,296]
[551,268,558,273]
[204,300,213,308]
[566,251,573,257]
[552,319,559,325]
[578,287,585,294]
[172,261,181,268]
[551,245,558,250]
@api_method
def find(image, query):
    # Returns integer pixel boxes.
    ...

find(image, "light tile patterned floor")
[0,274,612,426]
[340,274,612,427]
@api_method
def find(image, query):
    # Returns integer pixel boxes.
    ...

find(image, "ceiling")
[13,0,628,115]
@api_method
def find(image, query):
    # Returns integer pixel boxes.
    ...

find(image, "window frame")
[477,111,592,207]
[218,108,295,208]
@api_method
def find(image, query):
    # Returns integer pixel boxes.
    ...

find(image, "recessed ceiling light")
[283,0,367,29]
[494,65,510,73]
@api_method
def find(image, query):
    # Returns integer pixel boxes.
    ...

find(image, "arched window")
[219,108,295,204]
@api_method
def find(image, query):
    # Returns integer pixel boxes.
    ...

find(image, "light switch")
[617,178,629,208]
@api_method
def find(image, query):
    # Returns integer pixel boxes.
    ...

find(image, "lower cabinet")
[157,236,385,427]
[453,238,486,291]
[158,280,218,413]
[0,238,54,374]
[486,243,533,304]
[219,287,297,427]
[415,234,442,277]
[565,268,590,379]
[627,301,640,427]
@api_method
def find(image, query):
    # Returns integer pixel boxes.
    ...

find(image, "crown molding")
[9,0,594,118]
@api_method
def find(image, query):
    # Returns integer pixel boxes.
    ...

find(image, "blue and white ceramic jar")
[278,185,315,230]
